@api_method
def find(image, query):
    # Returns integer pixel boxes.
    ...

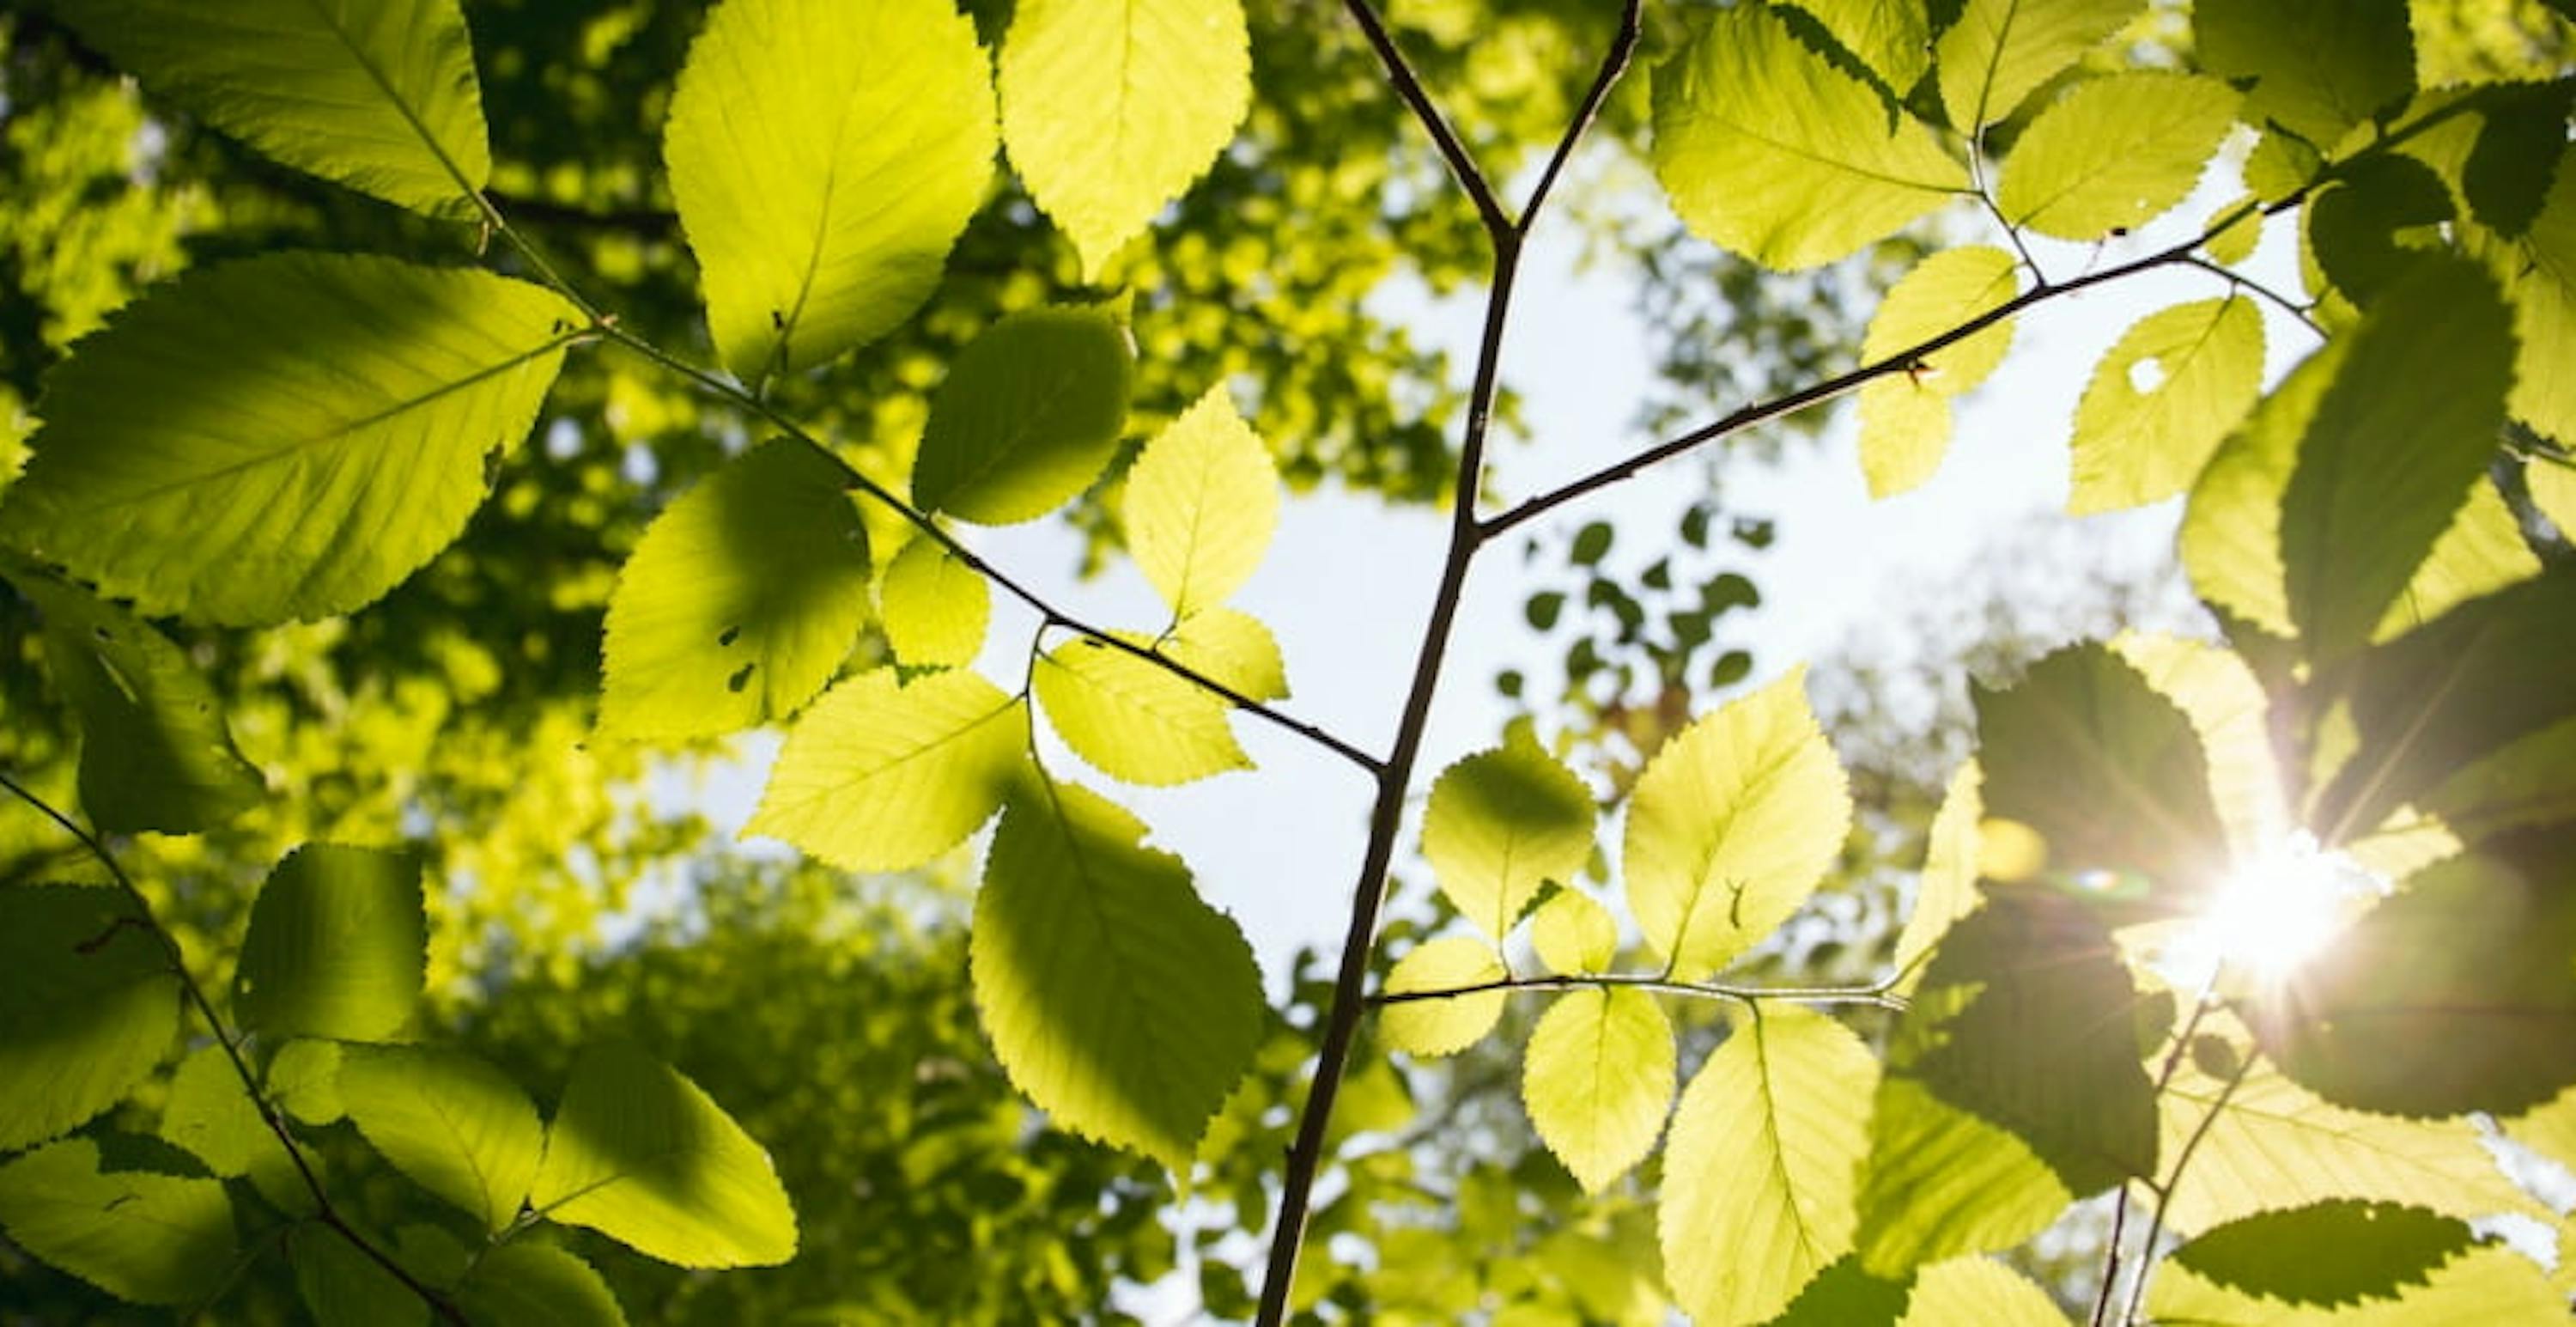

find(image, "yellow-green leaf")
[49,0,489,216]
[455,1241,627,1327]
[234,845,427,1044]
[1891,762,1982,991]
[1901,1257,2067,1325]
[878,534,990,670]
[2374,480,2539,642]
[2179,337,2348,637]
[0,1137,236,1306]
[1653,3,1966,271]
[1662,1007,1877,1324]
[2069,297,2264,514]
[910,307,1134,526]
[1163,606,1290,702]
[1623,667,1852,980]
[1998,72,2239,240]
[2148,1244,2561,1324]
[1035,636,1250,787]
[342,1045,543,1235]
[2502,1086,2576,1174]
[0,255,580,625]
[1000,0,1250,278]
[2195,0,2415,149]
[748,667,1027,873]
[1422,739,1595,942]
[1531,889,1619,975]
[1124,386,1278,619]
[1522,989,1674,1193]
[531,1042,796,1268]
[1381,937,1507,1058]
[1935,0,2144,131]
[1795,0,1935,93]
[161,1044,270,1180]
[1856,247,2020,497]
[970,782,1262,1173]
[598,441,871,741]
[665,0,994,381]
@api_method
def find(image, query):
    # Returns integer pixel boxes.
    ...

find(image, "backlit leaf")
[0,885,178,1153]
[0,254,581,625]
[1422,739,1595,942]
[291,1225,425,1327]
[1522,989,1674,1193]
[2377,480,2539,641]
[1856,247,2020,497]
[2482,144,2576,445]
[1856,1076,2074,1275]
[665,0,994,381]
[1162,607,1289,702]
[1900,1257,2065,1325]
[2168,1201,2473,1307]
[265,1040,346,1127]
[1000,0,1251,279]
[1652,3,1966,271]
[342,1044,544,1234]
[2180,338,2348,638]
[1662,1007,1876,1324]
[0,1137,236,1306]
[161,1044,270,1180]
[1793,0,1934,93]
[1891,762,1982,990]
[970,782,1262,1172]
[2148,1244,2561,1324]
[878,534,990,670]
[1530,889,1619,976]
[457,1241,628,1327]
[1035,635,1250,786]
[8,562,262,834]
[1623,667,1852,979]
[598,440,871,741]
[1998,72,2238,240]
[2069,297,2264,514]
[1380,936,1507,1058]
[749,667,1028,873]
[2111,635,2287,863]
[2195,0,2415,148]
[234,843,427,1044]
[910,307,1134,525]
[49,0,489,216]
[2503,1087,2576,1174]
[1935,0,2143,131]
[531,1042,796,1267]
[1124,386,1278,619]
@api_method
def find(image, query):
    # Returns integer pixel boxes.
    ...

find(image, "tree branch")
[1340,0,1513,242]
[0,772,470,1326]
[1374,971,1907,1011]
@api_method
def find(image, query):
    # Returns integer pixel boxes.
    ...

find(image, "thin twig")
[0,772,470,1325]
[2093,985,2221,1326]
[1512,1,1643,237]
[1340,0,1514,241]
[2123,1030,2256,1326]
[2179,254,2329,338]
[1373,971,1907,1011]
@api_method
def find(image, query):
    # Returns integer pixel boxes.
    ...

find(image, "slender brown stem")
[1338,0,1513,241]
[2123,1023,2256,1325]
[1374,971,1906,1011]
[0,772,469,1325]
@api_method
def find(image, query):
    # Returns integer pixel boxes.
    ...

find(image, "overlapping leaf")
[1035,636,1250,786]
[0,1138,236,1306]
[1999,72,2238,240]
[2167,1201,2473,1307]
[1380,937,1508,1058]
[1162,606,1289,702]
[1522,989,1673,1194]
[910,306,1134,525]
[291,1226,424,1327]
[161,1044,270,1180]
[1856,247,2020,497]
[1530,889,1619,975]
[969,782,1262,1172]
[665,0,994,381]
[531,1042,797,1267]
[0,254,581,625]
[2068,297,2264,514]
[1793,0,1933,94]
[2195,0,2415,147]
[598,440,872,740]
[1935,0,2144,131]
[1000,0,1251,278]
[878,534,990,670]
[1623,668,1851,979]
[342,1044,544,1234]
[1421,738,1595,941]
[1124,386,1278,620]
[2148,1244,2561,1324]
[234,844,427,1044]
[0,885,179,1153]
[748,667,1028,873]
[456,1241,628,1327]
[50,0,489,216]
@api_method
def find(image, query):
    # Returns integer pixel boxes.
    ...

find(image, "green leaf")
[1124,386,1278,619]
[342,1044,544,1234]
[2068,297,2264,513]
[2313,568,2576,845]
[1652,3,1967,271]
[0,1137,237,1306]
[2307,155,2455,308]
[1791,0,1934,93]
[531,1041,797,1268]
[2148,1244,2562,1325]
[7,563,263,833]
[2179,337,2349,637]
[1623,667,1852,980]
[1422,739,1595,942]
[598,440,871,741]
[2204,197,2265,265]
[161,1044,270,1180]
[1379,936,1507,1058]
[910,307,1134,525]
[1934,0,2144,131]
[2111,635,2287,863]
[49,0,489,216]
[2255,835,2576,1117]
[291,1224,427,1327]
[2378,479,2539,641]
[456,1241,628,1327]
[1000,0,1251,279]
[2170,1201,2473,1307]
[1891,762,1982,991]
[1763,1256,1912,1326]
[265,1039,347,1127]
[664,0,994,381]
[1162,606,1289,702]
[969,782,1263,1172]
[1856,247,2020,497]
[1998,72,2239,240]
[0,884,179,1153]
[2195,0,2415,148]
[234,843,427,1044]
[1859,1080,2071,1275]
[1662,1007,1877,1324]
[2503,1087,2576,1174]
[0,254,582,625]
[1530,889,1619,975]
[747,667,1028,873]
[878,534,990,670]
[1522,989,1674,1193]
[1035,635,1250,786]
[1904,1257,2068,1324]
[2482,145,2576,445]
[2156,1015,2543,1234]
[1972,643,2228,908]
[2527,456,2576,539]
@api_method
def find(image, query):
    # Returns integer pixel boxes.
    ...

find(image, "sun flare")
[2168,834,2379,988]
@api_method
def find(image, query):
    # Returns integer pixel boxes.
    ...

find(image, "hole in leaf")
[726,663,755,694]
[717,625,741,648]
[2128,356,2167,394]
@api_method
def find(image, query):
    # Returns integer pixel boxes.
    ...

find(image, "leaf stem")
[0,771,468,1325]
[2121,1011,2255,1325]
[1372,971,1907,1011]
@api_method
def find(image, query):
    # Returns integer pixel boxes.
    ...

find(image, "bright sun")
[2167,834,2379,989]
